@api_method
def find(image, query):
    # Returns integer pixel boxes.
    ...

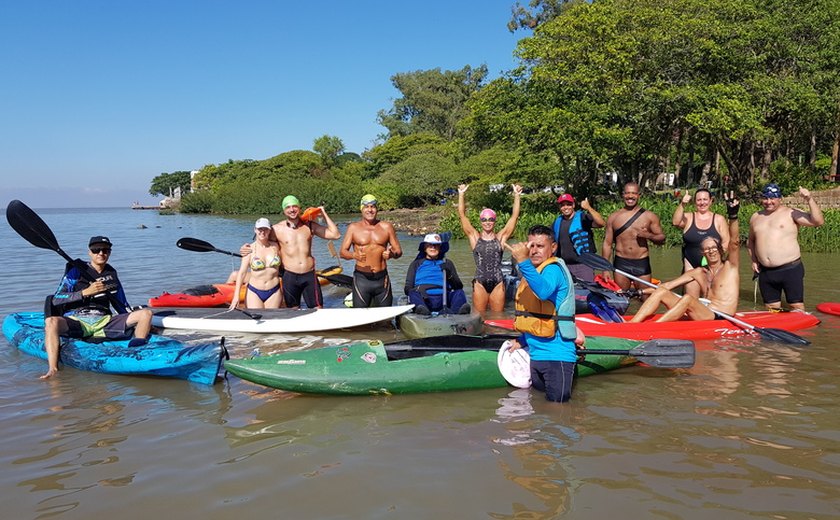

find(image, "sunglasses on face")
[480,217,496,222]
[90,248,111,255]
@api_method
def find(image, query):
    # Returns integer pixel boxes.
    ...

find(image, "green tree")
[377,65,489,140]
[313,135,345,168]
[149,171,192,197]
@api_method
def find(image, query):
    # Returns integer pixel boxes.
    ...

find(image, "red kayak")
[816,302,840,317]
[485,311,820,341]
[149,266,348,308]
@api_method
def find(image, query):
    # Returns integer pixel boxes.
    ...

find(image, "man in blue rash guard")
[505,225,584,402]
[41,236,153,380]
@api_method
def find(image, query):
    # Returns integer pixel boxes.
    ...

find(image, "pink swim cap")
[479,208,497,220]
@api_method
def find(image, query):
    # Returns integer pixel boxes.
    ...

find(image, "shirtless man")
[601,182,666,292]
[630,193,741,322]
[242,195,340,308]
[747,184,824,311]
[339,194,403,307]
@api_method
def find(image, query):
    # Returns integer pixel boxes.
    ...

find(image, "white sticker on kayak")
[275,359,306,365]
[361,352,377,364]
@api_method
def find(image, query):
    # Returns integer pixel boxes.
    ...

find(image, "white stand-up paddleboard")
[152,305,414,333]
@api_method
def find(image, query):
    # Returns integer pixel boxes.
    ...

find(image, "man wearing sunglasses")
[41,236,152,379]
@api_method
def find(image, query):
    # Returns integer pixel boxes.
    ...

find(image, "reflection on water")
[2,209,839,518]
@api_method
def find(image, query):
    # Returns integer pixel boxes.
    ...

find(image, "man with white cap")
[748,183,824,311]
[551,192,606,282]
[403,233,470,315]
[340,194,403,307]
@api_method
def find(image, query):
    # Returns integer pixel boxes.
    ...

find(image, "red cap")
[556,193,575,204]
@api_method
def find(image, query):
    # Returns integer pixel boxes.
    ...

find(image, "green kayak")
[224,334,648,395]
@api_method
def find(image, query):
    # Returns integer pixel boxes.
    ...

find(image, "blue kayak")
[3,312,224,385]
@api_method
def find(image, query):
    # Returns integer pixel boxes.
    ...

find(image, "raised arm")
[312,206,341,240]
[792,186,825,227]
[672,192,691,228]
[457,184,480,245]
[497,184,522,245]
[580,197,606,228]
[724,191,740,266]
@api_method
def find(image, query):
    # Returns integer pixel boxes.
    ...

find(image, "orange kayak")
[485,311,820,341]
[816,302,840,317]
[149,266,347,307]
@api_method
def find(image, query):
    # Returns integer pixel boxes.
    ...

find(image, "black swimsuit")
[472,238,503,293]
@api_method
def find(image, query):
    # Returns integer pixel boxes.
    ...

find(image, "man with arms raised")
[630,193,741,322]
[747,184,824,311]
[602,182,666,293]
[340,194,403,307]
[505,225,582,403]
[242,195,340,308]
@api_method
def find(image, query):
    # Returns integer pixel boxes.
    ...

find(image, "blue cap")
[761,183,782,199]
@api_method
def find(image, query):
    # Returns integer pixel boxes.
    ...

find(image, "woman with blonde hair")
[230,218,283,310]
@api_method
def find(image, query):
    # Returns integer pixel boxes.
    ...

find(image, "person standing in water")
[457,183,522,313]
[551,192,606,282]
[230,218,283,310]
[340,194,403,308]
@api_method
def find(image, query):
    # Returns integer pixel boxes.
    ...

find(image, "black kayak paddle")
[578,252,810,346]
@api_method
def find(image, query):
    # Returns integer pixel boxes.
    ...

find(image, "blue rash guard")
[517,260,577,362]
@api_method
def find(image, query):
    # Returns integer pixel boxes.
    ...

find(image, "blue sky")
[0,1,521,208]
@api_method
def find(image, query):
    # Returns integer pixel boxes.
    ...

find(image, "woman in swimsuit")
[672,188,730,298]
[230,218,283,310]
[457,183,522,313]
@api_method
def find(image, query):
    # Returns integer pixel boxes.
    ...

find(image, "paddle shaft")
[579,253,810,345]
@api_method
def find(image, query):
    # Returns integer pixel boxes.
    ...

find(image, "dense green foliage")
[159,0,839,252]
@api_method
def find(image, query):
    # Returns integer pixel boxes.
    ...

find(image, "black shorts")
[758,259,805,305]
[614,256,652,277]
[282,269,323,308]
[352,269,393,308]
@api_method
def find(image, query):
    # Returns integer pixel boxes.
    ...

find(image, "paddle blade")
[632,339,695,368]
[579,252,615,272]
[177,237,216,253]
[6,199,62,252]
[755,326,811,346]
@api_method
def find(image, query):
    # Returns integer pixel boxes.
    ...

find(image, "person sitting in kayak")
[42,236,153,379]
[339,194,403,308]
[403,233,470,315]
[629,194,741,323]
[230,218,283,310]
[241,195,340,308]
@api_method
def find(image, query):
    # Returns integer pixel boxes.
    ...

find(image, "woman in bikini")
[457,183,522,313]
[672,188,730,298]
[229,218,283,310]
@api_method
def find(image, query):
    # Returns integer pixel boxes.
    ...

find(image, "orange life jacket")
[514,257,576,338]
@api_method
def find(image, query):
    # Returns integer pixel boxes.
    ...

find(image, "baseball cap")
[282,195,301,209]
[89,236,112,248]
[422,233,443,245]
[556,193,575,204]
[254,218,271,230]
[360,194,377,209]
[760,183,782,199]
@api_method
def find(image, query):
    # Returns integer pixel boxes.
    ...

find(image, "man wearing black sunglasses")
[41,236,152,379]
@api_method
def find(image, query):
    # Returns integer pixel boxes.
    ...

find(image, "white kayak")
[151,305,414,333]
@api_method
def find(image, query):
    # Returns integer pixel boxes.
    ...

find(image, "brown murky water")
[1,209,838,519]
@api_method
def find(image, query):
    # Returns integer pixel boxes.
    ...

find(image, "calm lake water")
[1,207,838,519]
